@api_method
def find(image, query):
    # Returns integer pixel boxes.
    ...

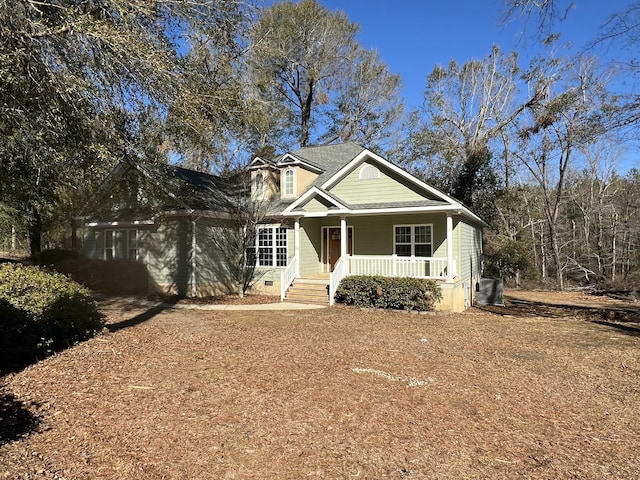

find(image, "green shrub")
[0,263,104,370]
[334,275,442,311]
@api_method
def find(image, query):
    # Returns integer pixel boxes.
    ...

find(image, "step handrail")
[280,255,299,301]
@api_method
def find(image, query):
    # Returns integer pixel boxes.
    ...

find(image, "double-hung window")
[255,226,288,267]
[283,168,295,197]
[104,229,139,261]
[394,225,432,257]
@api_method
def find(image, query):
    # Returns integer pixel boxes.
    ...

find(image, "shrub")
[0,263,104,370]
[334,275,442,311]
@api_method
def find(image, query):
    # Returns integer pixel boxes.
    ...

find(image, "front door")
[324,227,353,272]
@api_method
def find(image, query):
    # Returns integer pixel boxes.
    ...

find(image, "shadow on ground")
[0,391,41,446]
[107,296,180,333]
[480,295,640,337]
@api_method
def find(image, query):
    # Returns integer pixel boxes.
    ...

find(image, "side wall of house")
[455,219,484,306]
[142,218,194,295]
[83,219,193,295]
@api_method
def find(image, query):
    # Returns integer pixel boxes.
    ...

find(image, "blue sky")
[320,0,627,110]
[318,1,638,172]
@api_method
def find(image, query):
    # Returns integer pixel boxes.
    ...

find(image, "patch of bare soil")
[2,292,639,479]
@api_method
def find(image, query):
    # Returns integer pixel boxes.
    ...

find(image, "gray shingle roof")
[288,142,366,187]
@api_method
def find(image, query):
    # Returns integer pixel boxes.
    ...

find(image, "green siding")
[455,220,483,295]
[145,219,193,295]
[349,213,448,256]
[299,218,322,275]
[303,197,332,213]
[194,218,236,294]
[328,160,437,204]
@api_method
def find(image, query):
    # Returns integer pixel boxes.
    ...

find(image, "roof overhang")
[282,186,349,215]
[248,156,278,170]
[276,153,324,174]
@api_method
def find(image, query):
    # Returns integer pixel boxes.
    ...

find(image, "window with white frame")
[394,225,432,257]
[255,226,288,267]
[104,229,139,261]
[359,164,380,180]
[283,168,295,197]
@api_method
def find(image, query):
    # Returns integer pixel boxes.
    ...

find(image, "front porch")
[280,254,457,306]
[280,213,459,306]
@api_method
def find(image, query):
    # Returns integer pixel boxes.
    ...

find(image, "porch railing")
[328,255,348,306]
[347,254,455,280]
[280,255,299,301]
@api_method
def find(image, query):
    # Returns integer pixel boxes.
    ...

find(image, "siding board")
[328,160,440,204]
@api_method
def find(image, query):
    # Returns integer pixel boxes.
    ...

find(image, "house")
[82,143,485,311]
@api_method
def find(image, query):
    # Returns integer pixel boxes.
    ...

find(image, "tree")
[199,173,274,298]
[502,0,640,127]
[0,0,251,254]
[248,0,403,150]
[515,54,616,289]
[402,46,529,221]
[319,48,405,153]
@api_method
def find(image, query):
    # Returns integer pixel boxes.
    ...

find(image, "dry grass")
[1,291,639,479]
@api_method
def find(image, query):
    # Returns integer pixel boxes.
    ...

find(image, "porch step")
[284,278,330,305]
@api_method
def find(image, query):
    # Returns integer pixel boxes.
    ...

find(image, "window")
[283,168,295,197]
[255,226,288,267]
[394,225,432,257]
[253,172,265,200]
[359,164,380,180]
[105,229,139,261]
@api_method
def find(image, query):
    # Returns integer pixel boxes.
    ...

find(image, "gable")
[327,159,441,205]
[301,197,335,213]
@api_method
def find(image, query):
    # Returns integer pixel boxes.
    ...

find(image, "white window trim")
[393,224,433,257]
[283,167,296,198]
[104,229,139,261]
[255,225,288,268]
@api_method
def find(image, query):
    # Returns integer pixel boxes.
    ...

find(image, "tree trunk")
[11,225,17,251]
[540,225,546,281]
[611,212,618,282]
[28,207,42,256]
[299,80,314,147]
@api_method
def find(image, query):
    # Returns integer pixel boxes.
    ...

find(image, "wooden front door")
[325,227,353,272]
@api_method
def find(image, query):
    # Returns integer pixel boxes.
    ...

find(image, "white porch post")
[294,217,301,277]
[340,215,347,259]
[446,213,454,282]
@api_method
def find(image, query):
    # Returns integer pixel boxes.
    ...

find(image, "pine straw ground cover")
[1,291,640,479]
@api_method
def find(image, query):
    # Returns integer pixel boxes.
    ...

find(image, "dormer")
[276,153,323,200]
[248,156,279,201]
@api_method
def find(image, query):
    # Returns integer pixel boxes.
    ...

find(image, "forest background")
[1,0,638,291]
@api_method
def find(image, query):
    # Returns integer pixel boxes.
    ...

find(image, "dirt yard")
[1,290,639,479]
